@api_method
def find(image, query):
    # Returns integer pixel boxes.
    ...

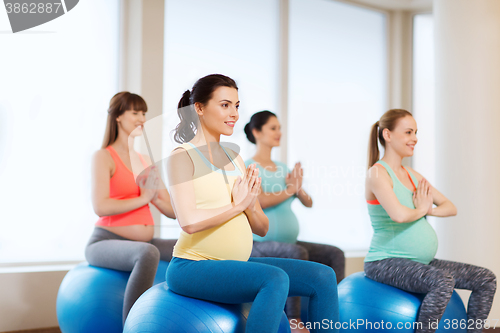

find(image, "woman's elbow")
[260,224,269,237]
[181,224,196,235]
[253,217,269,237]
[390,213,406,224]
[92,203,106,217]
[450,203,458,216]
[164,207,176,219]
[255,226,268,238]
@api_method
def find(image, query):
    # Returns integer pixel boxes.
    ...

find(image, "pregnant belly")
[98,224,155,241]
[392,220,438,264]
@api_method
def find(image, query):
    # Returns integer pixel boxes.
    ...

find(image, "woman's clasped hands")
[231,164,261,212]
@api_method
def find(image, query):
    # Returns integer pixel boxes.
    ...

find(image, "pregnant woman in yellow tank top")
[165,74,339,333]
[364,109,496,333]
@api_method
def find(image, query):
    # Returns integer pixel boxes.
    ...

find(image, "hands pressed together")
[413,178,434,216]
[231,164,261,212]
[286,162,303,195]
[137,166,161,204]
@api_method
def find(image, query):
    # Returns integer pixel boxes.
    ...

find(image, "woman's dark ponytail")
[178,90,191,109]
[172,74,238,144]
[173,90,198,144]
[244,110,277,145]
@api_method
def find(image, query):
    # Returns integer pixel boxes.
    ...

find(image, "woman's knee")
[429,270,455,294]
[264,267,290,295]
[316,264,337,286]
[135,243,160,266]
[474,267,497,293]
[303,261,336,290]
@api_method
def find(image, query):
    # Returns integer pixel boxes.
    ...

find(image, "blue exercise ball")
[337,272,467,332]
[56,261,169,333]
[124,282,291,333]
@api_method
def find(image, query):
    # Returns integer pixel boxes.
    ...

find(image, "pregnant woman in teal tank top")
[244,111,345,332]
[244,159,299,244]
[364,109,496,333]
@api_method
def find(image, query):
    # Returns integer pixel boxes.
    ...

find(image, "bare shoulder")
[168,145,191,162]
[167,145,194,177]
[366,164,392,188]
[93,148,113,165]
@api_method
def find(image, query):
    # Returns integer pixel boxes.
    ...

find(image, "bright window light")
[161,0,280,238]
[0,0,119,263]
[288,0,387,254]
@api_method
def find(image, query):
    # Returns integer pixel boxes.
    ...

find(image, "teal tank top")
[364,160,438,264]
[245,159,299,244]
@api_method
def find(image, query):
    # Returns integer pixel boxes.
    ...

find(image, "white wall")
[434,0,500,320]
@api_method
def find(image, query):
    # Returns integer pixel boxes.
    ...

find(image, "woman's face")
[116,109,146,138]
[254,116,281,147]
[198,86,239,137]
[385,115,418,157]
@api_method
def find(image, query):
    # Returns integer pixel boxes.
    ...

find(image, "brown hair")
[368,109,413,168]
[101,92,148,148]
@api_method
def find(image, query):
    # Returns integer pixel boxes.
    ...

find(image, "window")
[161,0,280,238]
[0,0,120,263]
[288,0,387,253]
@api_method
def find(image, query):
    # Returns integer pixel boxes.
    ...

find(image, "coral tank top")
[95,146,154,227]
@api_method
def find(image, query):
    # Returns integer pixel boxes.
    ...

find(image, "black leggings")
[364,258,496,333]
[251,240,345,319]
[85,227,176,324]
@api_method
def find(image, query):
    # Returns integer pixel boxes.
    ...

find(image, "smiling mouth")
[225,122,235,127]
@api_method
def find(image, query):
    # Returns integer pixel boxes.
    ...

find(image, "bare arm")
[167,148,254,235]
[406,167,457,217]
[367,165,429,223]
[91,149,153,216]
[257,188,296,209]
[257,162,313,208]
[296,188,313,208]
[233,156,268,236]
[244,200,269,237]
[141,155,176,219]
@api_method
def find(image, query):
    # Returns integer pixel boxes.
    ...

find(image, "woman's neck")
[111,131,135,154]
[192,125,220,146]
[191,126,226,166]
[253,142,273,163]
[381,148,404,171]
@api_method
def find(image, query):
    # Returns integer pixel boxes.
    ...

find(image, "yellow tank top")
[172,142,253,261]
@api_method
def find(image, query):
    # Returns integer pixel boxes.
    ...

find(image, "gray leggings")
[251,240,345,319]
[364,258,497,333]
[85,227,177,324]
